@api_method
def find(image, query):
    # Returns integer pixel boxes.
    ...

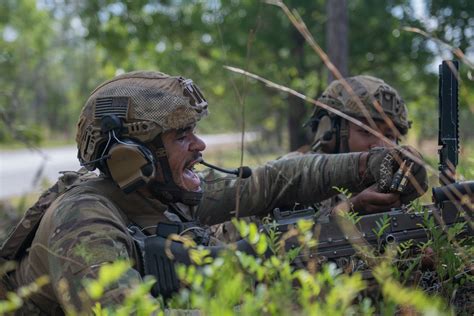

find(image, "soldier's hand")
[350,184,401,214]
[365,146,428,204]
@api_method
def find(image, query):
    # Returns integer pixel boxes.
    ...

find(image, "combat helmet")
[76,70,208,204]
[307,75,410,153]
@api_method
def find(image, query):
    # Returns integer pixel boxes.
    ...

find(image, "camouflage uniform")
[278,149,347,219]
[208,150,344,243]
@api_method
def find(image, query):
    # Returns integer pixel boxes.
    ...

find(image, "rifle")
[270,185,472,265]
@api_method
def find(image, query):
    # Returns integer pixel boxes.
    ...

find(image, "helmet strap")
[147,135,203,206]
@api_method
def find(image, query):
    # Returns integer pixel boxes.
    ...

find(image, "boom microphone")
[199,160,252,179]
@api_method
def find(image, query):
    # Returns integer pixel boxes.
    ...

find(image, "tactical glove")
[366,146,428,204]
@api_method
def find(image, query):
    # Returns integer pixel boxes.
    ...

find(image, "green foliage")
[85,261,130,300]
[372,213,390,241]
[373,261,447,314]
[332,186,362,225]
[166,220,458,315]
[420,203,473,299]
[2,0,473,148]
[0,261,49,316]
[260,216,283,255]
[167,220,372,315]
[0,0,106,146]
[458,145,474,180]
[83,261,164,316]
[1,0,473,314]
[332,186,353,199]
[3,208,471,315]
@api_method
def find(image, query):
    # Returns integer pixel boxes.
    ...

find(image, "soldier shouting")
[2,71,427,314]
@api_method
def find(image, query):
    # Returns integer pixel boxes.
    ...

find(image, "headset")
[308,110,346,154]
[98,115,157,193]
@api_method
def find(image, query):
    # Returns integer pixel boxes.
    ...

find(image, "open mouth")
[182,159,201,191]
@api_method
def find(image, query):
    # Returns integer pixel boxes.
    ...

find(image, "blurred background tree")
[1,0,473,151]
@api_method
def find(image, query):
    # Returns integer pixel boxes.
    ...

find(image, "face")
[346,118,398,152]
[159,125,206,192]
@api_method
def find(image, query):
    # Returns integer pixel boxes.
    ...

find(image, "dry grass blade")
[212,3,263,218]
[403,26,474,71]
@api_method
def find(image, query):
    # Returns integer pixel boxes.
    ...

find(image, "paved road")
[0,133,257,199]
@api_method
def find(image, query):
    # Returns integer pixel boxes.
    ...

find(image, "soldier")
[1,71,427,314]
[213,75,415,241]
[301,75,412,215]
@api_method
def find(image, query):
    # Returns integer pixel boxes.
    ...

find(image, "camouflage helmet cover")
[315,75,410,135]
[76,71,208,168]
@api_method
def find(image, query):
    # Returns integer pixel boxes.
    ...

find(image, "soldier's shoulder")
[47,179,124,227]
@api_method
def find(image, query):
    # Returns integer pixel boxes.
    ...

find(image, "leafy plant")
[332,186,353,199]
[0,261,50,316]
[372,213,391,252]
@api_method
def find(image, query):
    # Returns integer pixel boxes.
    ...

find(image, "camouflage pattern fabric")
[208,148,368,242]
[275,149,347,219]
[8,176,170,315]
[197,152,367,226]
[8,152,369,314]
[278,150,350,218]
[0,168,96,261]
[211,147,428,248]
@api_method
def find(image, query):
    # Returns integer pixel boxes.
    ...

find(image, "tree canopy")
[1,0,473,149]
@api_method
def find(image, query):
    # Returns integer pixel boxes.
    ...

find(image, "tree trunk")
[326,0,349,82]
[287,94,309,151]
[287,29,310,151]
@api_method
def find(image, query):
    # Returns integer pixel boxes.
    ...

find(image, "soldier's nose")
[190,134,206,152]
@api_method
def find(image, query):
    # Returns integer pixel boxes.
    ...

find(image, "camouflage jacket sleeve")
[196,153,367,225]
[37,187,142,312]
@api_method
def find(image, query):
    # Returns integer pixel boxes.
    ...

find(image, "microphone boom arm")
[199,160,252,179]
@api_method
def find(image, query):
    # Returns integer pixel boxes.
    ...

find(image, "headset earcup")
[107,142,156,193]
[314,115,337,153]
